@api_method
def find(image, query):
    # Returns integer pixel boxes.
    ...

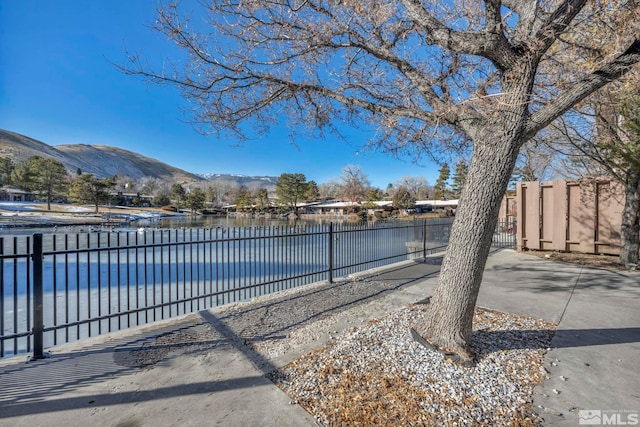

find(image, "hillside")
[0,129,203,183]
[199,173,278,190]
[0,129,280,189]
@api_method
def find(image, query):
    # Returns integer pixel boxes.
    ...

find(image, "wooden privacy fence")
[516,178,626,255]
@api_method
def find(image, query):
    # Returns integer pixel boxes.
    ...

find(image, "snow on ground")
[0,202,170,217]
[58,205,94,213]
[0,202,172,228]
[0,202,93,213]
[0,202,42,211]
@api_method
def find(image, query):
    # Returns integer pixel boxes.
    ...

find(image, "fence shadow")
[201,261,442,354]
[0,316,227,418]
[0,260,440,419]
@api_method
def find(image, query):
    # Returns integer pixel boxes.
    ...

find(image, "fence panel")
[2,219,460,359]
[493,219,517,248]
[517,178,625,255]
[1,236,33,358]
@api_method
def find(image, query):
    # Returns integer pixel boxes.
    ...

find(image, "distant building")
[0,186,37,202]
[111,192,154,207]
[415,199,459,213]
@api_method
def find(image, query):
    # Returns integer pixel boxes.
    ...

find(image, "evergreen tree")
[185,187,205,215]
[68,174,115,213]
[275,173,309,214]
[170,183,186,211]
[433,163,451,200]
[234,186,252,211]
[305,180,320,202]
[392,186,416,210]
[153,193,171,207]
[205,186,217,207]
[451,161,468,199]
[0,157,14,186]
[11,156,68,210]
[255,188,270,212]
[361,188,385,211]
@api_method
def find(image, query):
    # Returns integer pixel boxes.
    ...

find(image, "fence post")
[328,222,334,283]
[422,219,427,259]
[31,233,46,360]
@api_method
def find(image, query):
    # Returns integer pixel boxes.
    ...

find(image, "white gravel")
[268,304,556,426]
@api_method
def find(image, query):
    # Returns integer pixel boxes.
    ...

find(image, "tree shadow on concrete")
[486,257,640,295]
[472,327,640,358]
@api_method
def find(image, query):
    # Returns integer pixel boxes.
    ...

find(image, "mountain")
[0,129,203,183]
[0,129,281,188]
[199,173,278,189]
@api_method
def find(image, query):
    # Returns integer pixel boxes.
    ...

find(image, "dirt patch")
[113,322,220,368]
[522,250,634,271]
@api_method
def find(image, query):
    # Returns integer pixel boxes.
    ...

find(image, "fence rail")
[1,218,514,359]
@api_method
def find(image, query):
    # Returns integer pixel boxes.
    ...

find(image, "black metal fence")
[1,218,514,360]
[493,219,517,248]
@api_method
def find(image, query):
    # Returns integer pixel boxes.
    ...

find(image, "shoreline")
[0,201,178,230]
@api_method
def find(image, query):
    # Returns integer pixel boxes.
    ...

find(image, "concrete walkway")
[480,250,640,425]
[0,249,638,426]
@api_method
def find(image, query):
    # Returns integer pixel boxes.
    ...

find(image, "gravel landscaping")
[267,305,556,426]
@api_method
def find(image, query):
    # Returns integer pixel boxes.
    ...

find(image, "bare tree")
[114,175,138,193]
[512,139,558,182]
[319,180,342,200]
[549,78,640,266]
[122,1,640,361]
[394,176,432,200]
[339,165,370,209]
[139,177,163,197]
[535,2,640,266]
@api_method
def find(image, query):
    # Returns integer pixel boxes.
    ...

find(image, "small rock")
[542,407,563,416]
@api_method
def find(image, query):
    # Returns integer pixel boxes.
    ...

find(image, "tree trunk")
[620,169,640,267]
[412,126,523,362]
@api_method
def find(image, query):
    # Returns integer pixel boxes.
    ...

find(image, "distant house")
[111,192,153,207]
[415,199,459,213]
[307,201,361,215]
[0,186,37,202]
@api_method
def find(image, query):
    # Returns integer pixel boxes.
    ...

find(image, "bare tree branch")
[526,39,640,139]
[530,0,588,59]
[400,0,518,70]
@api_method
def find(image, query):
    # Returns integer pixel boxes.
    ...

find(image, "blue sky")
[0,1,442,189]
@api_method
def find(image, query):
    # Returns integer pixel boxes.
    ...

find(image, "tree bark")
[412,124,523,361]
[620,169,640,267]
